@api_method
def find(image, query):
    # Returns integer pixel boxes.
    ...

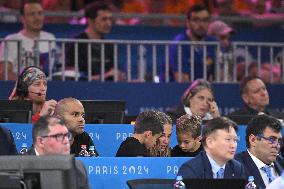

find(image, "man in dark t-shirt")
[65,1,124,81]
[54,98,98,157]
[116,110,164,157]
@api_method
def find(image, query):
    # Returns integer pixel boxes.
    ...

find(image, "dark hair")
[181,79,214,107]
[32,115,66,142]
[240,76,263,96]
[186,4,209,19]
[20,0,41,15]
[245,114,282,148]
[201,117,238,147]
[176,114,202,138]
[85,1,111,19]
[134,110,164,135]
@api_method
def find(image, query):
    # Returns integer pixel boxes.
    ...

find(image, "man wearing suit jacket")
[235,114,284,189]
[0,125,17,155]
[178,117,245,179]
[29,115,90,189]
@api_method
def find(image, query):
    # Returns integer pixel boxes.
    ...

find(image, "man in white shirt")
[0,0,56,80]
[235,114,284,189]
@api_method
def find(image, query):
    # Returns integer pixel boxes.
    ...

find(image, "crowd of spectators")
[1,0,284,25]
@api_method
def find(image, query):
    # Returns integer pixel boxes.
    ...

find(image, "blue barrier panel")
[2,123,249,156]
[78,157,189,189]
[1,82,284,116]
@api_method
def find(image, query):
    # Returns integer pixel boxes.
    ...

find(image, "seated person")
[28,115,90,189]
[116,110,164,157]
[235,114,284,189]
[178,117,244,179]
[166,79,220,123]
[54,97,98,157]
[149,112,173,157]
[0,125,17,155]
[227,76,284,123]
[9,66,57,123]
[171,114,203,157]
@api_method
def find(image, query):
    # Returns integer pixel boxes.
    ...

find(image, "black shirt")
[171,144,203,157]
[116,137,148,157]
[71,131,98,157]
[65,32,114,79]
[0,126,17,155]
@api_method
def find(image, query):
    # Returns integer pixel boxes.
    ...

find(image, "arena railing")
[0,38,284,83]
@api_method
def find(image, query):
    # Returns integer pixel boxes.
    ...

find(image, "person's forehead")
[48,124,68,134]
[31,79,46,84]
[177,132,194,140]
[262,127,281,137]
[65,101,84,112]
[191,10,210,18]
[214,127,236,136]
[96,10,112,18]
[163,124,172,133]
[24,3,43,12]
[246,79,265,91]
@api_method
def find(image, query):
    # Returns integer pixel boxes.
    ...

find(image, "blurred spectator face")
[242,78,269,110]
[27,79,47,103]
[22,2,44,33]
[61,100,86,135]
[157,123,172,151]
[40,124,70,155]
[208,20,235,49]
[187,10,210,39]
[177,132,200,152]
[89,10,113,36]
[189,88,213,118]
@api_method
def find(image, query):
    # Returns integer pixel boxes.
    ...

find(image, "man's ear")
[249,134,257,148]
[242,93,249,104]
[205,136,214,148]
[36,136,45,148]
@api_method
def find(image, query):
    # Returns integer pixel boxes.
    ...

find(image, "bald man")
[54,97,99,156]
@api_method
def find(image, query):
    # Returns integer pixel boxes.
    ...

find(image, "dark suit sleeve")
[177,162,199,179]
[75,160,90,189]
[0,126,18,155]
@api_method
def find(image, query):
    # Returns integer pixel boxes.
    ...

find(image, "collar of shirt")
[247,149,276,186]
[206,153,226,178]
[184,106,213,120]
[34,148,40,156]
[247,149,274,169]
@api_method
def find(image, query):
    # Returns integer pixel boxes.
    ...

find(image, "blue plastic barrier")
[77,157,189,189]
[2,123,248,156]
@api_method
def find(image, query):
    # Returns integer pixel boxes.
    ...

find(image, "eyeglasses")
[41,132,72,142]
[256,134,282,146]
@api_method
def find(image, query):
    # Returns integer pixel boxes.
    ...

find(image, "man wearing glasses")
[235,114,284,189]
[29,115,90,189]
[169,5,216,82]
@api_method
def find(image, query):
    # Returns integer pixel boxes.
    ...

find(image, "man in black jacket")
[0,125,17,155]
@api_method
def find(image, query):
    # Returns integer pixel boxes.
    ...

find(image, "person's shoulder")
[40,31,56,39]
[73,32,88,39]
[0,125,10,135]
[234,151,250,166]
[4,32,22,40]
[173,31,188,41]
